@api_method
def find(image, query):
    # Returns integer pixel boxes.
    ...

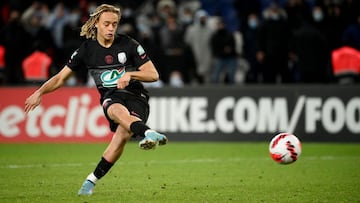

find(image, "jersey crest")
[117,52,127,64]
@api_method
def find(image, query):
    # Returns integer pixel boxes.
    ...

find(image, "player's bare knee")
[115,126,133,141]
[107,104,129,120]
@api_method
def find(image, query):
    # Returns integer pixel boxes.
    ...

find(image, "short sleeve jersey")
[66,34,150,98]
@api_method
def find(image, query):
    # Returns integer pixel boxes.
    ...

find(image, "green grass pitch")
[0,142,359,203]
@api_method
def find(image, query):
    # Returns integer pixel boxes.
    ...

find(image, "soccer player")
[24,4,168,195]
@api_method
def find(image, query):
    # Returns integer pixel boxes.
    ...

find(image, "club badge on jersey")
[117,52,127,64]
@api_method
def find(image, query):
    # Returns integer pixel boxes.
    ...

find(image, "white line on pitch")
[0,156,359,169]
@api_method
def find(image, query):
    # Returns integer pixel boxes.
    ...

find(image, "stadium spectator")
[340,0,360,27]
[310,5,327,33]
[331,46,360,84]
[284,0,312,31]
[322,1,348,50]
[21,1,50,28]
[136,15,165,87]
[21,2,54,55]
[234,0,261,31]
[210,17,237,84]
[243,12,262,83]
[184,9,213,84]
[62,6,86,85]
[157,0,176,21]
[159,14,186,86]
[46,2,68,49]
[290,20,331,83]
[46,2,69,70]
[22,44,54,84]
[257,3,292,83]
[3,9,31,84]
[342,14,360,51]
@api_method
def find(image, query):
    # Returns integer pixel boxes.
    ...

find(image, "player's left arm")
[117,60,159,89]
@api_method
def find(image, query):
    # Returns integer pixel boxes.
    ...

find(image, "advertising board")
[0,85,359,142]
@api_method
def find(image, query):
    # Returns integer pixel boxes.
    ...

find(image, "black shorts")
[101,90,149,133]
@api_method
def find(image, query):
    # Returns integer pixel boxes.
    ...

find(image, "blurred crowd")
[0,0,360,87]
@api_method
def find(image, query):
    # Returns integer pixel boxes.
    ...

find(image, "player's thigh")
[107,103,131,120]
[125,97,150,123]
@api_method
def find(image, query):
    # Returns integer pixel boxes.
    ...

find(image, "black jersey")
[66,34,150,98]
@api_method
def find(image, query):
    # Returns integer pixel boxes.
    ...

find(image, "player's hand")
[117,72,131,89]
[24,91,42,114]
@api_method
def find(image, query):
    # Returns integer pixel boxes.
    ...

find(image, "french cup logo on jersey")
[100,67,126,87]
[137,45,146,59]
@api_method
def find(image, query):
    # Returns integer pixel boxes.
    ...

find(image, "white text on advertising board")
[148,96,360,134]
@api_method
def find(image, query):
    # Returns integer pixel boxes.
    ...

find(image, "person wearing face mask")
[243,13,262,83]
[248,15,258,29]
[312,6,324,23]
[311,6,328,35]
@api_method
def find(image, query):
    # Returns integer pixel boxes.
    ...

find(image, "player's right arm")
[24,66,73,114]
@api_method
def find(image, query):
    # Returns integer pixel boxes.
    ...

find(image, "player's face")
[96,12,119,42]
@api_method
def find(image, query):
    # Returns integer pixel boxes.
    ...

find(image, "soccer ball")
[269,133,302,164]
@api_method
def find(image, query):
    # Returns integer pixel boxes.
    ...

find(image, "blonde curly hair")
[80,4,121,39]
